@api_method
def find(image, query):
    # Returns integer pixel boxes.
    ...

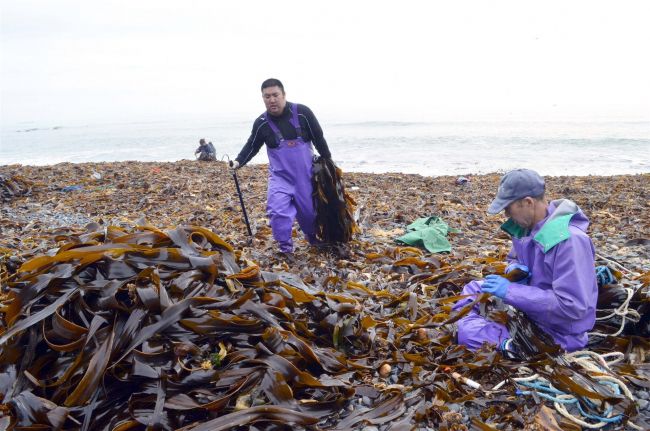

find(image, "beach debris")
[61,185,84,192]
[378,363,392,377]
[444,366,482,390]
[513,352,638,429]
[396,216,454,253]
[1,221,648,430]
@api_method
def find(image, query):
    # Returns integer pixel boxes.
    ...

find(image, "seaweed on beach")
[312,157,357,244]
[0,174,32,202]
[1,161,649,430]
[0,224,362,429]
[2,222,648,430]
[505,308,562,360]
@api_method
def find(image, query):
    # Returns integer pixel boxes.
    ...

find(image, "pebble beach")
[1,160,649,430]
[2,161,647,272]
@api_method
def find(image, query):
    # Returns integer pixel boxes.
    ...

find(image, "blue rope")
[582,381,620,413]
[576,402,622,424]
[517,380,565,395]
[516,378,623,424]
[516,389,576,404]
[596,265,616,287]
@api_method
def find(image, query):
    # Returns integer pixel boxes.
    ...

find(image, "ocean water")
[1,118,648,176]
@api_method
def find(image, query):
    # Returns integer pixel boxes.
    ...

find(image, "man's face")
[505,198,536,229]
[262,86,286,116]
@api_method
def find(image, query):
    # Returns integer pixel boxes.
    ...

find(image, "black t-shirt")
[235,103,331,166]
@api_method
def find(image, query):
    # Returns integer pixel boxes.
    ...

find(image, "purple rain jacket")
[454,199,598,352]
[500,199,598,350]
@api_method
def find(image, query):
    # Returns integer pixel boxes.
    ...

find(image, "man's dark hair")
[261,78,284,93]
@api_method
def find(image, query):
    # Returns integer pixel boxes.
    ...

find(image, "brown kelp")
[1,161,649,430]
[0,174,32,202]
[312,157,357,244]
[0,224,366,429]
[2,222,648,430]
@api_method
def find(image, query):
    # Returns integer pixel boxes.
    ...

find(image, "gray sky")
[2,0,649,126]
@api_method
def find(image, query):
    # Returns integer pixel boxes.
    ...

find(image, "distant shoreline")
[2,119,649,175]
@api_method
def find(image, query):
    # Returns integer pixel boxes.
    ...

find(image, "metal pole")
[229,161,253,238]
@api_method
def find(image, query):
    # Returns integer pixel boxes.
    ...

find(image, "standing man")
[231,79,332,255]
[453,169,598,357]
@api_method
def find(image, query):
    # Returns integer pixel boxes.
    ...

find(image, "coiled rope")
[512,351,640,429]
[589,287,640,338]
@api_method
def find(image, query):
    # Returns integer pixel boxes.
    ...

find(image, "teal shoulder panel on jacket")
[534,213,574,253]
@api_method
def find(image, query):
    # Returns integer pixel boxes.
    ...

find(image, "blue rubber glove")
[481,275,510,299]
[505,263,529,274]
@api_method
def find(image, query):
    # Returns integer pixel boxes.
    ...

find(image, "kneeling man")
[454,169,598,357]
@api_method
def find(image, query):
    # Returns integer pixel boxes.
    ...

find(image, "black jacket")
[235,103,331,166]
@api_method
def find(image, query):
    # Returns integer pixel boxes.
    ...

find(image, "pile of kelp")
[2,222,650,430]
[0,174,32,202]
[312,157,357,244]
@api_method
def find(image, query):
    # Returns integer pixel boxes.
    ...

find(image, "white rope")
[568,353,637,400]
[627,420,644,430]
[599,351,626,366]
[565,350,619,374]
[595,253,636,275]
[512,373,540,383]
[517,366,534,375]
[589,287,640,337]
[553,396,609,429]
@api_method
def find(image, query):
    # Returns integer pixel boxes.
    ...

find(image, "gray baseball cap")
[488,169,545,214]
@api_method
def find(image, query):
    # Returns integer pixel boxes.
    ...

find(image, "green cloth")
[396,216,454,253]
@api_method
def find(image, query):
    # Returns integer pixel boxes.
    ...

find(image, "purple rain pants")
[453,280,510,350]
[265,106,317,253]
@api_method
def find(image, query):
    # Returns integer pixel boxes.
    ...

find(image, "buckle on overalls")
[287,140,297,147]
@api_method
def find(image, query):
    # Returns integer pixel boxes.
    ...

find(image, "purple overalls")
[264,103,317,253]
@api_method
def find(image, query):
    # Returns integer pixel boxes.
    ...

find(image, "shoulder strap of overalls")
[289,103,303,139]
[264,113,284,142]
